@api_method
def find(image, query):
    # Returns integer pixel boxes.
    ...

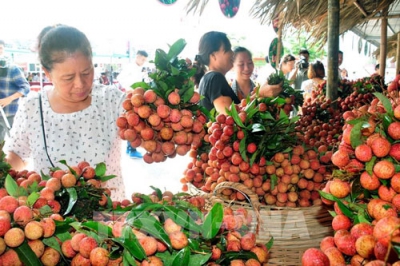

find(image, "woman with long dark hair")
[194,31,281,114]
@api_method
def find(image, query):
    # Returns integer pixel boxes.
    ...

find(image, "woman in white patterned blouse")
[4,26,127,201]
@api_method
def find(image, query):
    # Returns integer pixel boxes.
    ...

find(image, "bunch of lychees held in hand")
[117,39,208,164]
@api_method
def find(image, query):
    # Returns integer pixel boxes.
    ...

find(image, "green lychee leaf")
[39,205,53,216]
[155,49,169,70]
[40,170,51,181]
[150,186,163,200]
[172,200,204,220]
[365,156,377,176]
[42,236,62,254]
[167,39,186,62]
[251,123,266,133]
[171,246,191,266]
[391,239,400,257]
[382,114,393,132]
[14,241,42,266]
[63,187,78,216]
[131,81,150,90]
[270,174,278,191]
[201,202,223,240]
[95,162,107,177]
[187,238,202,252]
[336,200,355,219]
[82,221,113,238]
[127,211,172,250]
[5,174,18,196]
[27,192,40,208]
[98,174,116,182]
[58,160,77,177]
[180,83,194,103]
[114,226,146,261]
[318,190,339,202]
[266,237,274,251]
[354,209,372,224]
[328,210,337,217]
[350,121,365,148]
[346,117,367,125]
[188,253,212,266]
[128,202,164,214]
[55,231,72,243]
[259,111,274,120]
[239,137,248,162]
[373,92,393,114]
[122,248,139,266]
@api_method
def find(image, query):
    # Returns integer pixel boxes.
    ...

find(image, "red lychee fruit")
[0,195,19,213]
[169,231,188,250]
[13,205,33,227]
[139,236,158,256]
[331,150,350,168]
[391,173,400,193]
[24,220,44,240]
[360,171,381,190]
[355,234,375,259]
[4,227,25,247]
[370,136,391,157]
[61,239,77,258]
[355,144,372,162]
[71,232,87,252]
[388,122,400,140]
[329,179,351,199]
[323,246,346,265]
[332,214,352,231]
[0,217,11,237]
[40,217,56,238]
[240,232,256,251]
[28,239,45,258]
[350,222,373,239]
[89,247,109,266]
[163,218,181,234]
[79,237,98,258]
[168,91,181,105]
[301,248,329,266]
[40,247,60,266]
[373,160,395,179]
[373,216,400,246]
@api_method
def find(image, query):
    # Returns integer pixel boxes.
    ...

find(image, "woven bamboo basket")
[210,182,334,266]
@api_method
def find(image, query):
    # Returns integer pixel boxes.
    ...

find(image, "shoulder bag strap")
[38,93,55,167]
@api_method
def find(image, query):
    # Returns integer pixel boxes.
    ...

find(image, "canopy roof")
[186,0,400,58]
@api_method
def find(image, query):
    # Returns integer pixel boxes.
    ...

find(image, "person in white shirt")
[117,50,148,90]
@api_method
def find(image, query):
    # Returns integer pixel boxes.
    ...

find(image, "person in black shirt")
[194,31,281,114]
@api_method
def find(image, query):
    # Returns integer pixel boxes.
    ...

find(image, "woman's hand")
[259,82,282,98]
[213,96,233,115]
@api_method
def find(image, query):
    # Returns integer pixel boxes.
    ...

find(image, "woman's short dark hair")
[308,60,325,79]
[281,54,295,64]
[39,25,92,71]
[233,46,252,61]
[192,31,231,87]
[137,50,148,57]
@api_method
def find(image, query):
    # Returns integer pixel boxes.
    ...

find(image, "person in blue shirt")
[0,45,30,140]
